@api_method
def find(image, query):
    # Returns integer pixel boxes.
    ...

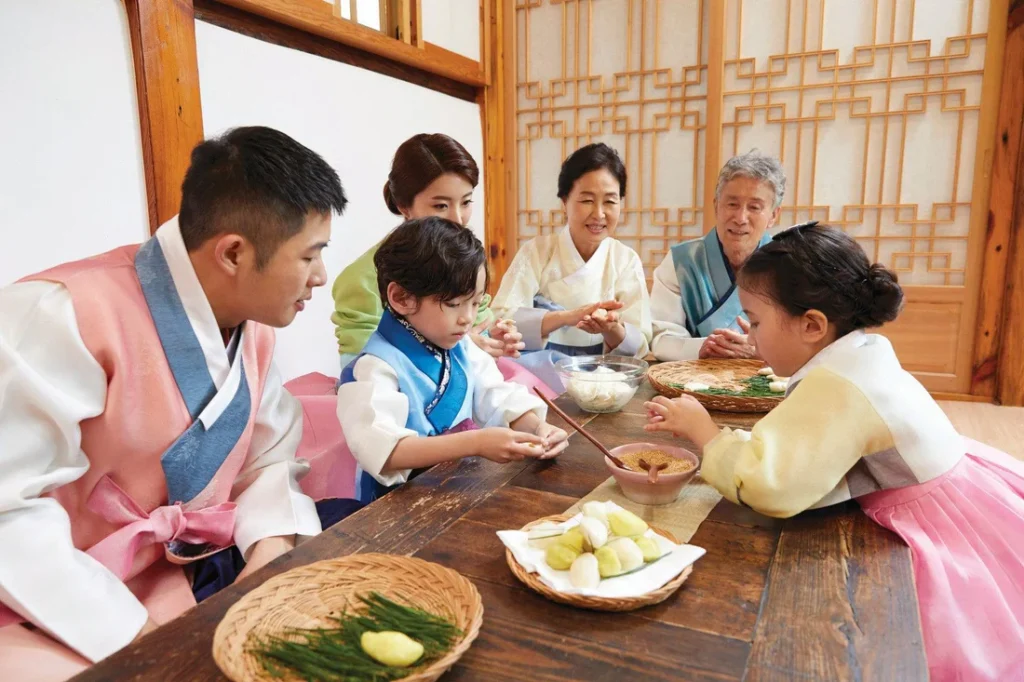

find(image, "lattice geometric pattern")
[515,0,710,278]
[723,0,989,285]
[515,0,991,286]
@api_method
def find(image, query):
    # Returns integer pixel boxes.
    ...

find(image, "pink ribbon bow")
[84,476,237,580]
[0,476,236,628]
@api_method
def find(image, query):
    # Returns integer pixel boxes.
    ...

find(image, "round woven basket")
[505,515,692,612]
[648,359,783,413]
[212,554,483,682]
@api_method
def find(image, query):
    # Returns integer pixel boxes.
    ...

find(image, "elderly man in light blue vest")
[650,150,787,360]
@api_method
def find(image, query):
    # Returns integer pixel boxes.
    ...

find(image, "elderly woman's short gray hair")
[714,149,786,210]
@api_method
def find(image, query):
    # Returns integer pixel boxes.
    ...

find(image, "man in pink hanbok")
[0,126,354,680]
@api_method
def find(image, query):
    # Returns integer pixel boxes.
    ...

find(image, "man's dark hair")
[179,126,347,268]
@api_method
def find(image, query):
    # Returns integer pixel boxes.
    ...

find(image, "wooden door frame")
[972,0,1024,402]
[479,0,514,293]
[123,0,510,293]
[121,0,496,229]
[124,0,205,232]
[989,0,1024,405]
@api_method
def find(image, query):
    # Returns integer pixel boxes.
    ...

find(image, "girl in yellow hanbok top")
[645,224,1024,682]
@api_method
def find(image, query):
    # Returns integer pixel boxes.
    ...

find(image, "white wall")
[0,0,150,285]
[422,0,481,61]
[195,21,486,381]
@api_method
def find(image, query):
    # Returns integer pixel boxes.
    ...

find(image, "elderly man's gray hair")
[714,149,786,210]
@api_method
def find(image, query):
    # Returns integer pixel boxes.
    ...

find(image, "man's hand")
[235,534,296,584]
[699,317,757,359]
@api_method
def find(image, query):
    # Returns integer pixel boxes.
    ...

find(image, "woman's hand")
[488,319,526,358]
[566,300,624,328]
[574,301,628,350]
[699,317,758,359]
[643,395,720,449]
[541,300,624,339]
[470,331,505,359]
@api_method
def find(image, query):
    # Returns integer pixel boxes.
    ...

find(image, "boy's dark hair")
[557,142,627,200]
[179,126,347,268]
[374,217,488,304]
[737,224,904,336]
[384,133,479,215]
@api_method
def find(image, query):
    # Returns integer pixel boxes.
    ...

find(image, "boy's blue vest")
[340,309,475,502]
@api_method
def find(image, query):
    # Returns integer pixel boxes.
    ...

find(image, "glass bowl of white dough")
[555,355,649,413]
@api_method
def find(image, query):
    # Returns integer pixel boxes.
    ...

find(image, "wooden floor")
[939,401,1024,460]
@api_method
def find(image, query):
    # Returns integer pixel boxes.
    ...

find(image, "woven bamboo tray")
[505,515,692,612]
[212,554,483,682]
[648,359,783,413]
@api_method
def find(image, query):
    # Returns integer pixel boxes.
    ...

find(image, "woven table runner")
[564,475,723,543]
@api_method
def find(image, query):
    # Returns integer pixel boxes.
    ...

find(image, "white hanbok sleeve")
[0,281,149,663]
[609,249,651,357]
[335,355,418,486]
[230,361,322,560]
[650,252,704,361]
[490,241,549,350]
[465,342,546,426]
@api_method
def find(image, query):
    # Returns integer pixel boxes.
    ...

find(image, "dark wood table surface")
[74,384,927,682]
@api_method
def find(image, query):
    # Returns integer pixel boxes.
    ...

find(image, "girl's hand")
[488,319,526,358]
[533,422,569,459]
[473,427,547,463]
[643,395,721,449]
[469,331,505,359]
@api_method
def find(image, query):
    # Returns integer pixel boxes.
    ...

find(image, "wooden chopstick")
[532,387,628,470]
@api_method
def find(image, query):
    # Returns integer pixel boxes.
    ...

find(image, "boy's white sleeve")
[336,355,418,486]
[465,342,546,427]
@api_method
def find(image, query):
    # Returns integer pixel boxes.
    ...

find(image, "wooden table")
[74,385,927,681]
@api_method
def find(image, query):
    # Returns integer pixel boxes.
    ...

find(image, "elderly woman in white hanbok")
[491,144,651,389]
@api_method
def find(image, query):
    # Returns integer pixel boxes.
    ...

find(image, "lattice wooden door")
[511,0,1006,393]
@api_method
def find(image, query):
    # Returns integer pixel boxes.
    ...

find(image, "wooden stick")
[532,388,628,470]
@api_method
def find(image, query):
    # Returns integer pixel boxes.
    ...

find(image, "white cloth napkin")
[497,501,706,598]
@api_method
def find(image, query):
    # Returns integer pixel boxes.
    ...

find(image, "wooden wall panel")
[880,287,966,389]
